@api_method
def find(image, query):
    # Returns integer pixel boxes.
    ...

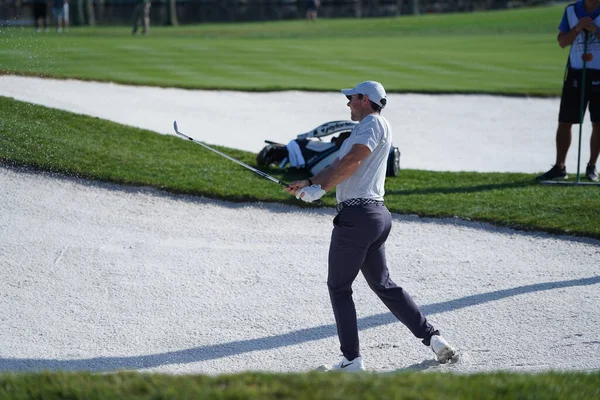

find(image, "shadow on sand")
[1,275,598,372]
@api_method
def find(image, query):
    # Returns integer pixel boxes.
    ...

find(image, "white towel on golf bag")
[287,140,305,168]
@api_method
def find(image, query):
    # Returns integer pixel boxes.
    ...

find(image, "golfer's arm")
[309,158,340,188]
[313,144,371,192]
[558,29,579,48]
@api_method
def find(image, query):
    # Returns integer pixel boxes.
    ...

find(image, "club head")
[173,120,178,133]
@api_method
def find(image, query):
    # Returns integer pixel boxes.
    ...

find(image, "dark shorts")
[52,6,66,19]
[33,2,47,19]
[559,67,600,124]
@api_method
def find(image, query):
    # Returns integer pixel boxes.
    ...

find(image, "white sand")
[0,76,599,375]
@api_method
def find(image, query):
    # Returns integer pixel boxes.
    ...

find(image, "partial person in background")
[63,0,69,32]
[285,81,458,372]
[132,0,151,35]
[51,0,69,32]
[537,0,600,182]
[33,0,49,32]
[306,0,319,22]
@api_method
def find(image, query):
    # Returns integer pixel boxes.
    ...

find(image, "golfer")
[286,81,458,372]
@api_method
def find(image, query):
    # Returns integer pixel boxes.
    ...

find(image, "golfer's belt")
[336,198,384,213]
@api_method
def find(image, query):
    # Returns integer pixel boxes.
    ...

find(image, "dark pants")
[132,2,151,34]
[328,204,437,360]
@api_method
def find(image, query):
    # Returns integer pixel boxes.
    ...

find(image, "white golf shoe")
[430,335,459,364]
[317,356,366,372]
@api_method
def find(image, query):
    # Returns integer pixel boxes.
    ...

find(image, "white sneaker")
[430,335,458,364]
[317,356,366,372]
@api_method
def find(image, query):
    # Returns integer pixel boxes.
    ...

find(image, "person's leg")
[584,74,600,179]
[590,123,600,166]
[582,122,600,181]
[55,8,63,32]
[537,70,580,180]
[64,3,69,31]
[328,208,381,361]
[328,229,364,360]
[586,127,600,181]
[306,2,316,22]
[588,76,600,167]
[132,4,140,34]
[555,122,573,168]
[33,3,41,31]
[142,2,150,34]
[360,207,437,342]
[556,67,584,168]
[43,4,48,31]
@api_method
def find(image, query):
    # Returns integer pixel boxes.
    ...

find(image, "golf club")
[173,121,322,204]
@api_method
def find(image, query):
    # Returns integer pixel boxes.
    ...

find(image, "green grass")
[0,371,599,399]
[0,4,569,95]
[2,96,599,239]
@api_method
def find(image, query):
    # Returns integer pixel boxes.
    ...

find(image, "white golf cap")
[341,81,387,108]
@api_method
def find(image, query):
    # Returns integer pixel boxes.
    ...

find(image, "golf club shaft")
[173,121,323,205]
[173,121,289,187]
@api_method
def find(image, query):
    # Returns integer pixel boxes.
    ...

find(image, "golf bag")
[256,120,400,177]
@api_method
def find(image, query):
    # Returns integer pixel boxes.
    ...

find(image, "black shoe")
[536,165,568,181]
[586,164,599,182]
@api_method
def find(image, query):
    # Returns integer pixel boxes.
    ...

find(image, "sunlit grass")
[0,370,598,400]
[0,4,568,95]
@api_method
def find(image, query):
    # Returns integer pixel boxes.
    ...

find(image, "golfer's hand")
[578,17,598,33]
[285,179,310,196]
[296,184,326,203]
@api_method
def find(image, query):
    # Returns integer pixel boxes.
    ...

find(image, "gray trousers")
[328,204,437,360]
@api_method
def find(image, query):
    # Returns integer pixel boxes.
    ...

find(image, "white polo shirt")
[335,114,392,203]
